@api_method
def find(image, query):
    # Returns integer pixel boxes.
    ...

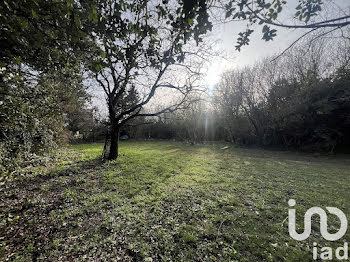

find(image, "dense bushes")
[262,68,350,151]
[0,68,93,175]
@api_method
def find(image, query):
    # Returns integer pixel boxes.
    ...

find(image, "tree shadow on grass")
[0,144,209,261]
[1,147,196,261]
[5,157,104,192]
[0,157,128,261]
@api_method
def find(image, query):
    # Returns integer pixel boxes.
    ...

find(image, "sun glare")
[204,58,230,90]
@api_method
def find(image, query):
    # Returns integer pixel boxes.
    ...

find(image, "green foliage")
[265,68,350,151]
[235,29,254,51]
[0,0,95,71]
[0,68,90,176]
[0,0,99,176]
[295,0,323,23]
[262,25,277,41]
[88,0,212,73]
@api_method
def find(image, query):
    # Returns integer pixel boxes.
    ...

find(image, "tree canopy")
[0,0,96,71]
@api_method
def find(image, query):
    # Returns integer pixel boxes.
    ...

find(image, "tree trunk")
[103,99,120,160]
[102,110,120,161]
[107,123,120,160]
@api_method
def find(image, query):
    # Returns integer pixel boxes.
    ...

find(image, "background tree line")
[129,37,350,153]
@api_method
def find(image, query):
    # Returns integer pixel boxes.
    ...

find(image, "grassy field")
[1,141,349,261]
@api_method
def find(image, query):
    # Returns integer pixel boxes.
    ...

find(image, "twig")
[271,28,318,61]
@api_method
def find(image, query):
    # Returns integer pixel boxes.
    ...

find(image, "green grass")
[1,141,349,261]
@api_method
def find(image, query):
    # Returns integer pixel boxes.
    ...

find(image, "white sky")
[204,0,350,88]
